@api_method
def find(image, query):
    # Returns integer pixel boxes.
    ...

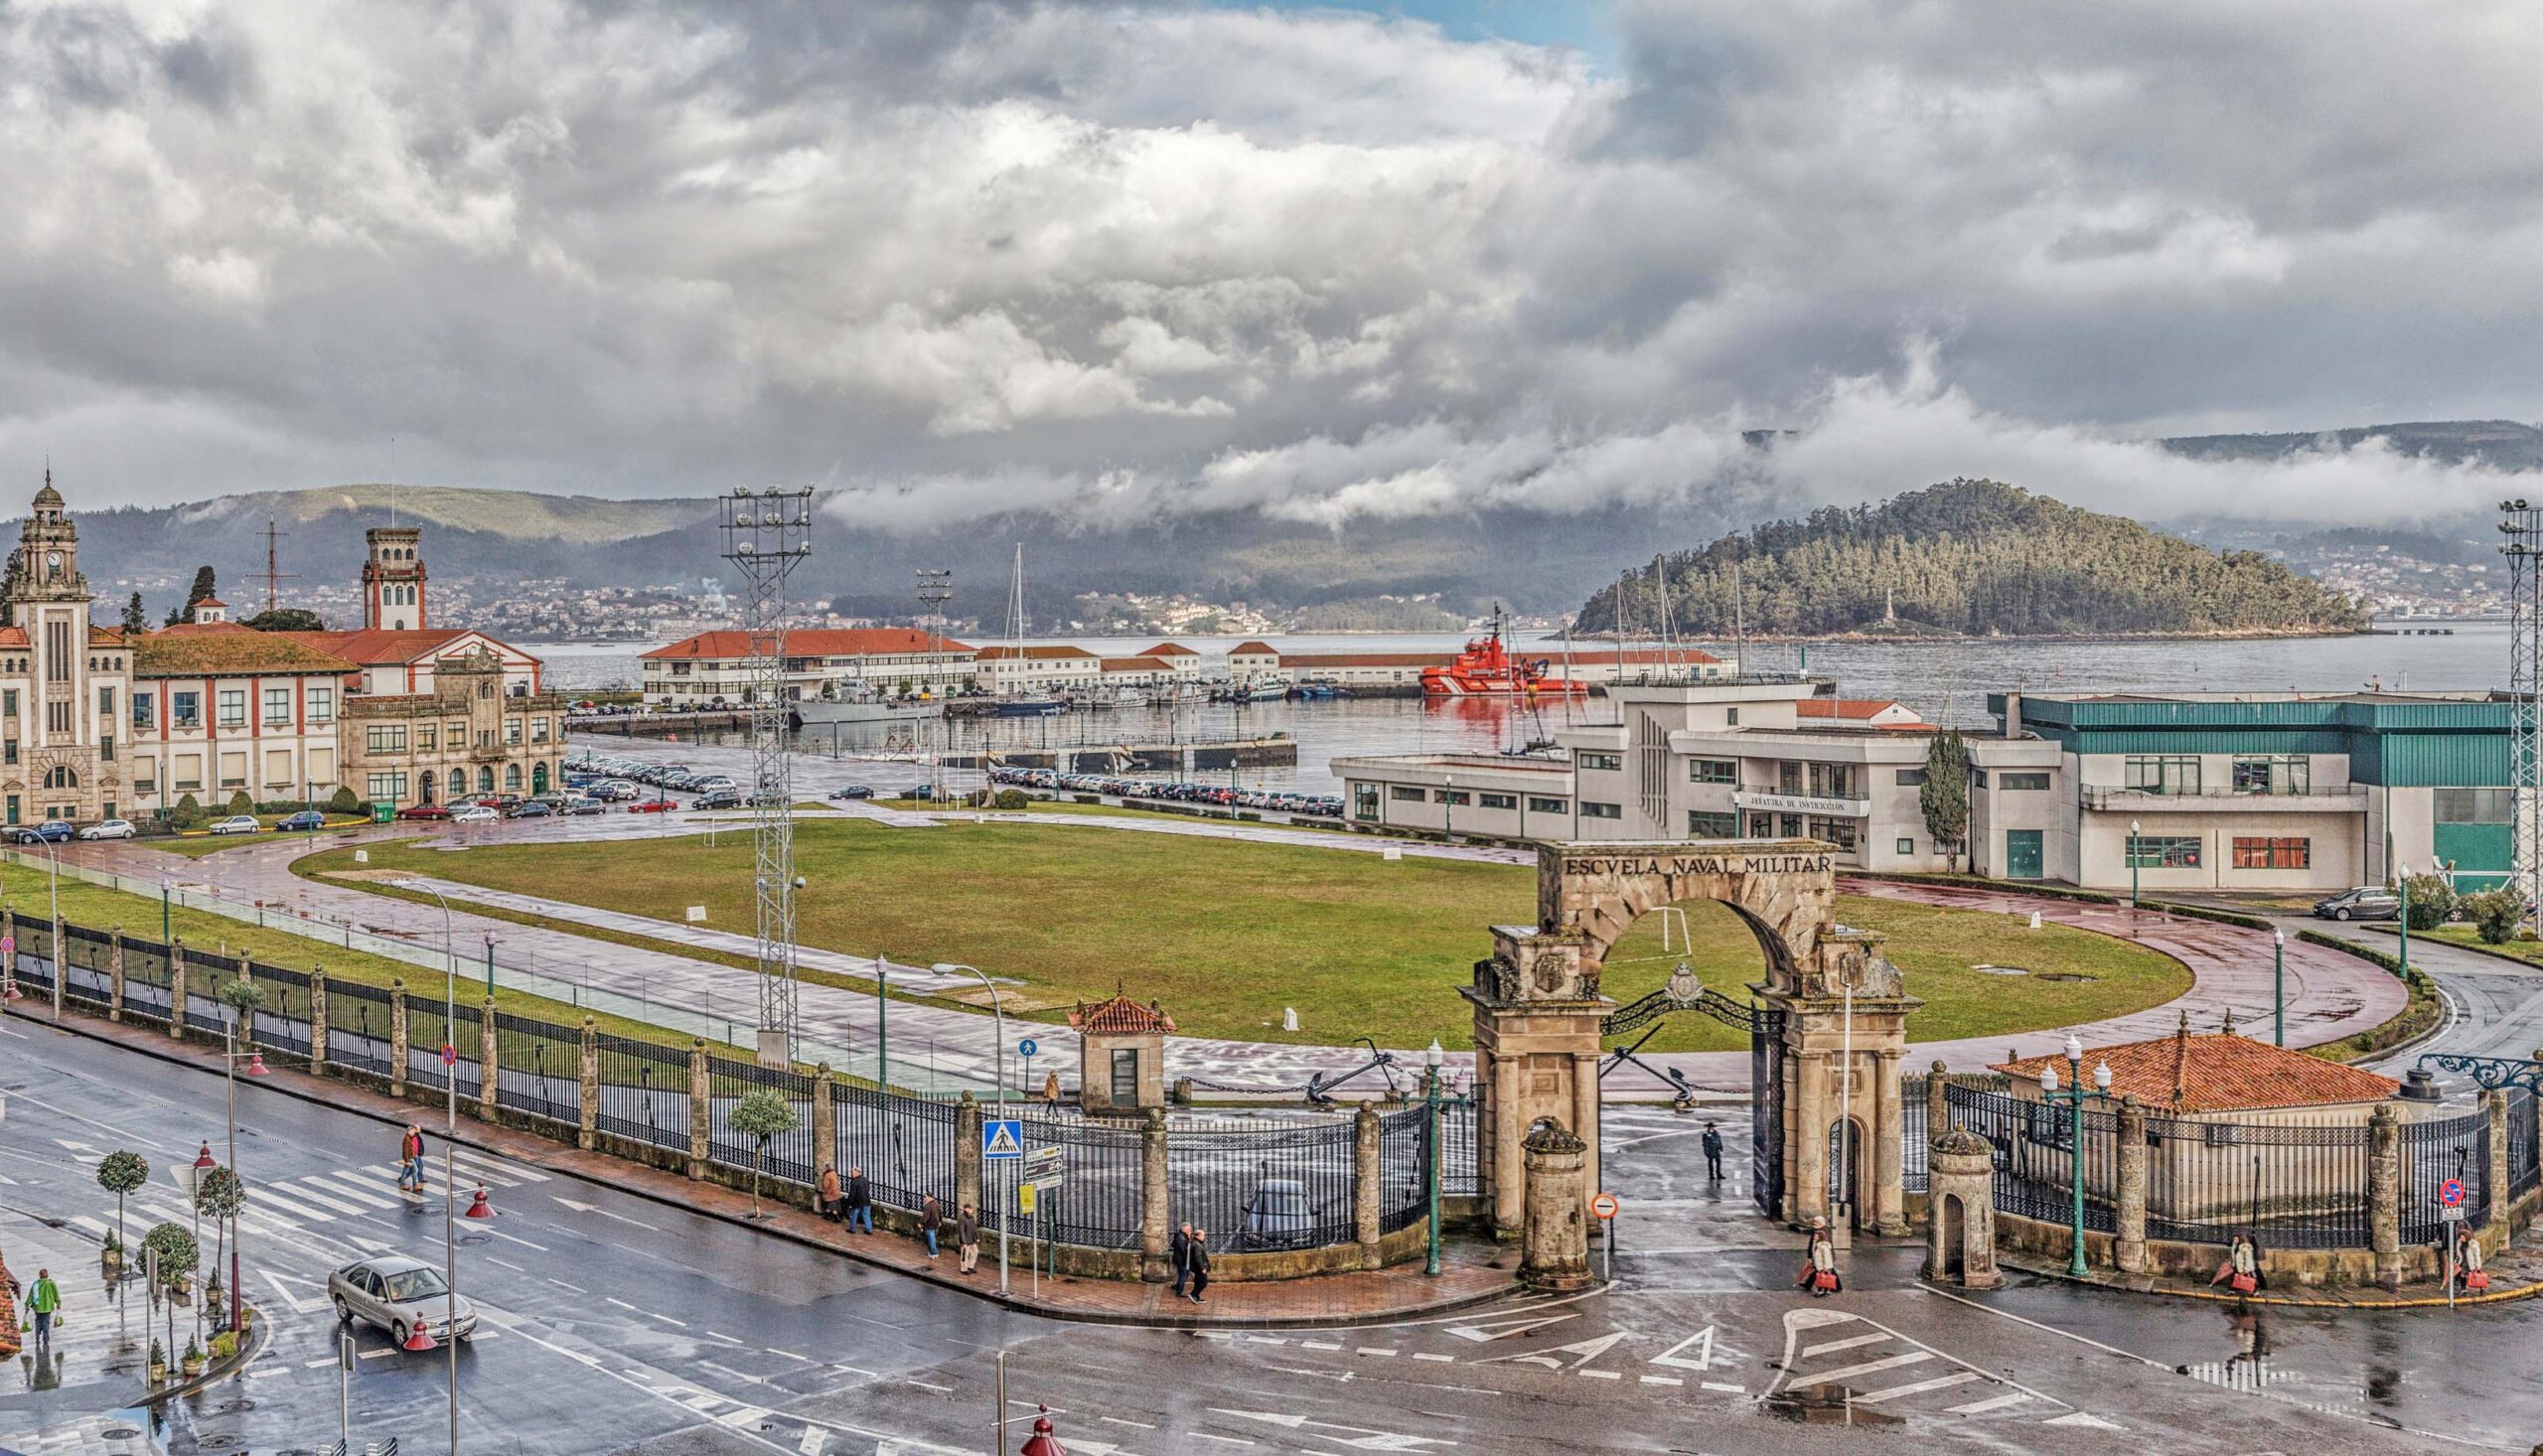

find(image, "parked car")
[2313,887,2401,922]
[396,803,453,821]
[692,789,744,810]
[16,819,75,844]
[451,805,500,824]
[1238,1177,1319,1250]
[329,1254,478,1346]
[208,815,261,835]
[505,801,553,819]
[828,785,875,800]
[277,809,328,832]
[627,799,674,814]
[558,797,605,815]
[75,817,138,841]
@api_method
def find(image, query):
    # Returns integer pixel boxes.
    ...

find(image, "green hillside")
[1576,479,2368,638]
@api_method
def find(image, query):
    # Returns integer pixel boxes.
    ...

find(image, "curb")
[141,1299,271,1406]
[2359,922,2543,976]
[1994,1256,2543,1310]
[8,1002,1519,1331]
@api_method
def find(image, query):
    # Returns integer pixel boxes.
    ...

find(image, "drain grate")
[216,1398,256,1414]
[101,1426,143,1440]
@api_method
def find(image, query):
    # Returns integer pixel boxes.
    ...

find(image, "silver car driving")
[329,1254,479,1346]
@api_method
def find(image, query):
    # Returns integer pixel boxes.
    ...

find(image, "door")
[2007,829,2044,880]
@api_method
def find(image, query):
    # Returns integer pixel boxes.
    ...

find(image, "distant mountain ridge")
[1574,480,2370,639]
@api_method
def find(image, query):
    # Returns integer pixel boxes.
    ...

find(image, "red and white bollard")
[1018,1405,1066,1456]
[403,1314,437,1352]
[465,1184,494,1219]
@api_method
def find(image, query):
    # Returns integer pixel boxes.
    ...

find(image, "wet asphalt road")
[1,1020,2492,1456]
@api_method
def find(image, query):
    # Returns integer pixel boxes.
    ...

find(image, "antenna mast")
[719,485,816,1067]
[256,517,298,615]
[2503,500,2542,934]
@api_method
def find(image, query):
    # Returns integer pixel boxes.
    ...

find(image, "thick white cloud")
[2,0,2539,526]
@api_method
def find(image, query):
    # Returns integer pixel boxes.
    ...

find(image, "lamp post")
[221,999,269,1333]
[2397,862,2412,979]
[1442,773,1453,845]
[393,877,462,1454]
[162,877,173,946]
[482,931,497,1000]
[934,962,1010,1295]
[34,834,60,1019]
[2038,1032,2112,1279]
[2128,818,2141,910]
[2272,929,2286,1048]
[874,954,889,1089]
[1423,1039,1444,1277]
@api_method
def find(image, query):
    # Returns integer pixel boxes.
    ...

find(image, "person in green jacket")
[27,1267,61,1345]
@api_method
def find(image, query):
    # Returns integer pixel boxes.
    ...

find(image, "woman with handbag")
[2209,1233,2265,1295]
[2455,1226,2488,1293]
[1797,1216,1841,1297]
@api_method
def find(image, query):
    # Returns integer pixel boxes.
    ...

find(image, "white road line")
[1789,1352,1933,1387]
[278,1182,376,1218]
[904,1380,953,1393]
[69,1215,113,1238]
[1190,1436,1254,1447]
[549,1279,587,1293]
[1579,1370,1621,1381]
[487,1257,527,1273]
[247,1185,333,1222]
[1945,1392,2033,1414]
[304,1174,399,1210]
[1413,1353,1455,1363]
[452,1148,550,1183]
[1801,1333,1887,1358]
[1700,1382,1746,1394]
[478,1225,549,1252]
[1639,1376,1683,1386]
[1852,1372,1984,1404]
[1357,1348,1398,1357]
[766,1349,811,1362]
[1099,1416,1156,1429]
[1300,1341,1340,1351]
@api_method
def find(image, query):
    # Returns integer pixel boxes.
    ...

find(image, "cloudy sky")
[4,0,2540,527]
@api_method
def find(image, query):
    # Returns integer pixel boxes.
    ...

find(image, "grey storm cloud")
[1,0,2539,528]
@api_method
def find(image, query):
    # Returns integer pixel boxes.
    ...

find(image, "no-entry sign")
[1591,1192,1620,1221]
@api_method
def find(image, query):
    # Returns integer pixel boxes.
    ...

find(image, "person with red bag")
[2208,1232,2266,1295]
[2454,1225,2489,1293]
[1797,1216,1841,1297]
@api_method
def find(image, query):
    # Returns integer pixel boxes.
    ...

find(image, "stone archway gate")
[1465,840,1919,1237]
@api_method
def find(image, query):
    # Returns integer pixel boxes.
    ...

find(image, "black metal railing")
[494,1012,580,1126]
[1380,1106,1429,1235]
[1901,1082,1929,1194]
[2143,1114,2372,1249]
[835,1084,955,1215]
[1167,1117,1356,1254]
[326,979,396,1078]
[1947,1084,2117,1233]
[705,1058,819,1186]
[2402,1109,2490,1245]
[594,1034,691,1152]
[2514,1091,2539,1201]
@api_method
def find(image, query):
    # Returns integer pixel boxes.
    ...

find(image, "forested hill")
[1573,480,2369,639]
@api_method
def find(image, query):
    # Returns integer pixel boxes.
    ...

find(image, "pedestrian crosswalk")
[64,1146,553,1254]
[1766,1308,2071,1422]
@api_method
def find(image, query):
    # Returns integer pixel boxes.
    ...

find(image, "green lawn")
[2424,924,2543,964]
[293,822,2188,1051]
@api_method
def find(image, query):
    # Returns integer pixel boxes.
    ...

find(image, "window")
[1897,837,1916,855]
[46,700,70,736]
[1688,809,1738,837]
[2232,755,2312,796]
[505,717,523,746]
[417,723,437,752]
[1894,768,1926,787]
[1391,786,1426,802]
[1580,801,1622,819]
[1578,752,1623,772]
[671,660,692,676]
[2126,834,2202,868]
[1725,708,1739,726]
[1111,1048,1139,1102]
[99,735,112,762]
[1478,792,1518,810]
[366,772,408,801]
[1433,790,1471,806]
[263,686,292,724]
[1,740,13,765]
[97,686,115,721]
[2436,788,2514,823]
[4,796,13,825]
[1354,784,1380,821]
[174,691,200,728]
[307,686,334,723]
[1807,763,1858,799]
[45,619,70,681]
[530,717,550,744]
[132,693,153,729]
[504,764,523,792]
[1528,796,1570,814]
[477,766,495,794]
[448,720,466,746]
[1999,772,2051,791]
[1690,759,1737,785]
[2124,756,2200,796]
[1,688,12,718]
[366,724,408,754]
[217,688,246,727]
[2233,837,2312,870]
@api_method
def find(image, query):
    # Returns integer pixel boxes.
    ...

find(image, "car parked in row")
[277,809,329,832]
[76,818,138,841]
[15,819,75,844]
[209,814,262,835]
[451,804,500,824]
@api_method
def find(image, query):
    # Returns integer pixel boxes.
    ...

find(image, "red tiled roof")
[1228,641,1279,656]
[1068,995,1176,1036]
[133,625,357,677]
[1993,1026,2399,1113]
[0,626,26,648]
[1798,698,1907,720]
[1140,643,1200,656]
[977,645,1098,660]
[640,628,975,661]
[1100,657,1170,672]
[285,628,490,666]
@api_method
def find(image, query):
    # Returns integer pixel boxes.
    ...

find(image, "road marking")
[550,1195,661,1231]
[305,1174,399,1210]
[358,1348,395,1361]
[1301,1340,1341,1351]
[766,1348,811,1362]
[1801,1333,1887,1358]
[2042,1412,2127,1430]
[280,1181,376,1218]
[1853,1372,1983,1404]
[548,1278,587,1293]
[1792,1351,1933,1387]
[796,1427,824,1456]
[1356,1348,1397,1357]
[1099,1417,1156,1429]
[1578,1370,1620,1381]
[1190,1436,1253,1447]
[1700,1382,1747,1393]
[904,1380,953,1393]
[452,1147,551,1183]
[1446,1311,1577,1343]
[247,1185,332,1221]
[260,1270,318,1314]
[1946,1392,2032,1414]
[1413,1353,1455,1363]
[1639,1375,1682,1386]
[487,1257,526,1273]
[478,1225,549,1251]
[1650,1327,1724,1372]
[1473,1332,1626,1372]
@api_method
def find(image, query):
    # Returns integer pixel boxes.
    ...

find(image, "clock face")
[44,551,61,570]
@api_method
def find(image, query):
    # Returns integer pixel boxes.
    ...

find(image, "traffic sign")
[982,1119,1024,1160]
[2443,1206,2467,1224]
[1017,1181,1038,1216]
[1591,1192,1619,1221]
[1018,1037,1039,1059]
[1024,1145,1065,1182]
[1,936,15,955]
[441,1043,458,1067]
[2442,1178,2467,1208]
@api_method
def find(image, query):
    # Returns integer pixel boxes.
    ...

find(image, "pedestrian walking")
[920,1194,944,1258]
[844,1167,874,1235]
[1168,1222,1194,1298]
[816,1165,842,1223]
[957,1202,980,1274]
[1797,1217,1840,1296]
[26,1268,61,1346]
[1184,1229,1211,1303]
[1701,1122,1724,1181]
[398,1125,425,1193]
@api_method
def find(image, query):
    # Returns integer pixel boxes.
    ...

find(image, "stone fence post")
[1926,1060,1950,1138]
[687,1041,711,1180]
[1353,1101,1383,1267]
[387,980,409,1096]
[107,927,125,1022]
[1140,1107,1171,1282]
[309,967,330,1072]
[1519,1118,1591,1291]
[812,1065,837,1180]
[2,907,12,996]
[1924,1127,2002,1288]
[956,1093,983,1225]
[478,998,500,1121]
[2485,1089,2512,1246]
[168,938,189,1044]
[2115,1095,2148,1275]
[578,1019,599,1150]
[2369,1102,2402,1290]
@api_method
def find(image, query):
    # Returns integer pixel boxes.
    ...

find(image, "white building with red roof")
[640,627,978,704]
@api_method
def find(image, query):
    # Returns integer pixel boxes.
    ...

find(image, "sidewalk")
[8,1000,1519,1331]
[2003,1246,2543,1310]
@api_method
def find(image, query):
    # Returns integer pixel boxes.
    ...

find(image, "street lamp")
[393,878,463,1453]
[32,834,60,1019]
[220,993,269,1334]
[162,877,173,946]
[874,954,889,1089]
[1442,773,1453,845]
[2039,1032,2111,1279]
[1423,1039,1444,1277]
[483,931,498,999]
[2272,928,2286,1048]
[2397,862,2412,979]
[2128,818,2142,910]
[934,961,1012,1295]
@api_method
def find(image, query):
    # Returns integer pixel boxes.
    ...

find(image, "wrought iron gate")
[1599,963,1786,1218]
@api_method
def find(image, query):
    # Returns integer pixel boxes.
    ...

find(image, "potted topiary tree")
[148,1337,168,1385]
[96,1149,149,1273]
[194,1164,245,1329]
[726,1089,800,1221]
[141,1221,200,1301]
[180,1335,204,1379]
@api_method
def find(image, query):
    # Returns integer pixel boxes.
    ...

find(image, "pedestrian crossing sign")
[983,1119,1024,1160]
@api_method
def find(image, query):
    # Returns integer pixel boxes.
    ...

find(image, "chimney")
[2002,690,2023,740]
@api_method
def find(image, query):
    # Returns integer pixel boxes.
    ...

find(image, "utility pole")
[719,486,816,1068]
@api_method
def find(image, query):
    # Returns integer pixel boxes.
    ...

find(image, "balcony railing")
[2080,784,2369,811]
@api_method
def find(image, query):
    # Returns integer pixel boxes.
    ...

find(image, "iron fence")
[1946,1084,2117,1233]
[1003,1111,1143,1250]
[1167,1116,1356,1254]
[405,1001,484,1100]
[59,924,114,1011]
[326,979,396,1078]
[1439,1095,1479,1197]
[250,966,315,1058]
[1379,1106,1429,1235]
[594,1033,692,1152]
[494,1013,582,1126]
[705,1057,819,1186]
[834,1083,955,1215]
[2402,1108,2491,1245]
[1901,1081,1929,1194]
[120,937,173,1025]
[2513,1091,2539,1202]
[2143,1114,2372,1249]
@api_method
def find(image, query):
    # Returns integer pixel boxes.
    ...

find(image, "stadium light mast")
[2501,499,2541,936]
[722,485,816,1067]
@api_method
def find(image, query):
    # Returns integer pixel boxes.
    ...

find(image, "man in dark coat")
[1701,1123,1724,1180]
[1185,1228,1212,1304]
[1169,1222,1194,1297]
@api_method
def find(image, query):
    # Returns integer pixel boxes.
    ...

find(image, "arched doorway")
[418,769,436,804]
[1827,1116,1868,1231]
[1939,1194,1965,1278]
[531,763,548,795]
[477,766,495,795]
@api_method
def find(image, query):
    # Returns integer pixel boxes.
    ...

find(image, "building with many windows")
[339,647,564,806]
[0,476,133,826]
[640,628,977,704]
[124,600,351,819]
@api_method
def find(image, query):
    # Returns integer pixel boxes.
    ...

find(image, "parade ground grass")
[294,821,2189,1051]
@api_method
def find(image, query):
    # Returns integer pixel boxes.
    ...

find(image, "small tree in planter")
[195,1165,245,1325]
[2402,872,2458,932]
[96,1149,150,1267]
[148,1337,168,1384]
[726,1089,800,1220]
[181,1335,204,1378]
[142,1221,200,1298]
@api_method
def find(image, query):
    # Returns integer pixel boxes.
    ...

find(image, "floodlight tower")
[917,568,953,800]
[723,485,816,1067]
[2502,499,2542,935]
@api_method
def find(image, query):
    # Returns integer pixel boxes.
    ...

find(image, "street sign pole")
[1591,1192,1620,1284]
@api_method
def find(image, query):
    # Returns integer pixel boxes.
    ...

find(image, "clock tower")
[3,472,128,827]
[19,472,86,603]
[363,525,426,631]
